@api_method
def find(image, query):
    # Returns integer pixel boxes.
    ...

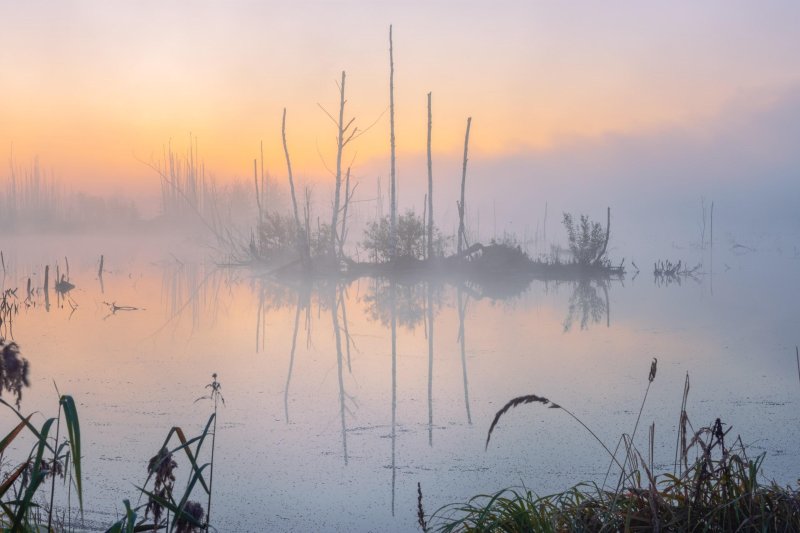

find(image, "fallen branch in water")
[103,301,144,314]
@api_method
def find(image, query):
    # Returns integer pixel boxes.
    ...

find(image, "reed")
[428,359,800,532]
[0,382,83,531]
[108,374,223,533]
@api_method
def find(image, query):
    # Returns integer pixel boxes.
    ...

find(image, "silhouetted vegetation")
[361,210,449,263]
[427,361,800,531]
[562,209,610,266]
[1,362,83,531]
[654,259,702,287]
[1,344,220,532]
[1,158,140,233]
[0,337,28,408]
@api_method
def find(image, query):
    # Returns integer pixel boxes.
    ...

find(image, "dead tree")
[282,108,307,261]
[389,25,398,258]
[593,207,611,265]
[253,158,263,226]
[426,92,434,259]
[325,70,358,259]
[457,117,472,255]
[282,109,301,231]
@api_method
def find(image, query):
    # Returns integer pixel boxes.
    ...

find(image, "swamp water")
[2,234,799,531]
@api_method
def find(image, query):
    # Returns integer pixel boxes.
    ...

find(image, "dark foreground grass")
[430,458,800,532]
[1,341,220,533]
[427,361,800,532]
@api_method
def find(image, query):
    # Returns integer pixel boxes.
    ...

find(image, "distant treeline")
[1,159,140,233]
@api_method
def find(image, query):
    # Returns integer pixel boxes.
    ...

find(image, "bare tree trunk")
[427,92,434,259]
[422,194,427,259]
[282,108,307,262]
[253,159,263,226]
[282,109,301,231]
[331,71,347,259]
[457,117,472,255]
[260,140,266,214]
[595,207,611,265]
[303,187,312,255]
[338,167,352,259]
[389,25,398,259]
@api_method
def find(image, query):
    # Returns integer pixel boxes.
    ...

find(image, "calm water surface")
[2,234,798,531]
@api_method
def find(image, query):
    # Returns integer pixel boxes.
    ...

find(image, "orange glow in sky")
[2,2,799,194]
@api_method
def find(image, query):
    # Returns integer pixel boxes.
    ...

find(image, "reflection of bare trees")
[360,278,451,333]
[426,282,434,446]
[283,295,303,424]
[457,289,472,424]
[158,261,225,335]
[332,286,350,466]
[389,280,397,516]
[563,279,609,332]
[362,279,431,330]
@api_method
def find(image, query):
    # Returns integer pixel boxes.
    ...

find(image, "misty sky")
[2,1,799,226]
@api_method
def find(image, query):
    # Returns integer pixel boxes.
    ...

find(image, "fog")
[2,7,799,532]
[4,86,799,262]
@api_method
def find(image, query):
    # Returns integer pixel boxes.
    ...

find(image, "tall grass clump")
[107,373,223,533]
[428,359,800,531]
[1,374,83,531]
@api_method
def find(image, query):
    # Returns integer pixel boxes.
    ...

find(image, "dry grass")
[429,358,800,532]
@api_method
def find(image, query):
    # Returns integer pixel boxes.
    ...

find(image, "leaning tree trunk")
[594,207,611,265]
[457,117,472,255]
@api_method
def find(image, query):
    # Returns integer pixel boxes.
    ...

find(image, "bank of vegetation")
[419,362,800,532]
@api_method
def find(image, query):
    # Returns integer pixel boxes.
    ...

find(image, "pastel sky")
[2,1,800,197]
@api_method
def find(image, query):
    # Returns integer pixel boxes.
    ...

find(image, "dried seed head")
[176,500,205,533]
[649,357,658,383]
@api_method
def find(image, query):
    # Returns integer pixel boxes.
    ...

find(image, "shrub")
[361,210,448,262]
[562,212,608,265]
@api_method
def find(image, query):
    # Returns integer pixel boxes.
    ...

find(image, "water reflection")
[562,279,610,332]
[3,242,800,532]
[389,280,397,516]
[158,260,226,335]
[426,281,434,447]
[284,294,302,424]
[457,288,472,424]
[332,284,356,466]
[362,279,427,330]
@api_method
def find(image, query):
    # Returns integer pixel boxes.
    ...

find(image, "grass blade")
[0,414,32,454]
[60,394,83,512]
[0,462,28,498]
[12,417,54,528]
